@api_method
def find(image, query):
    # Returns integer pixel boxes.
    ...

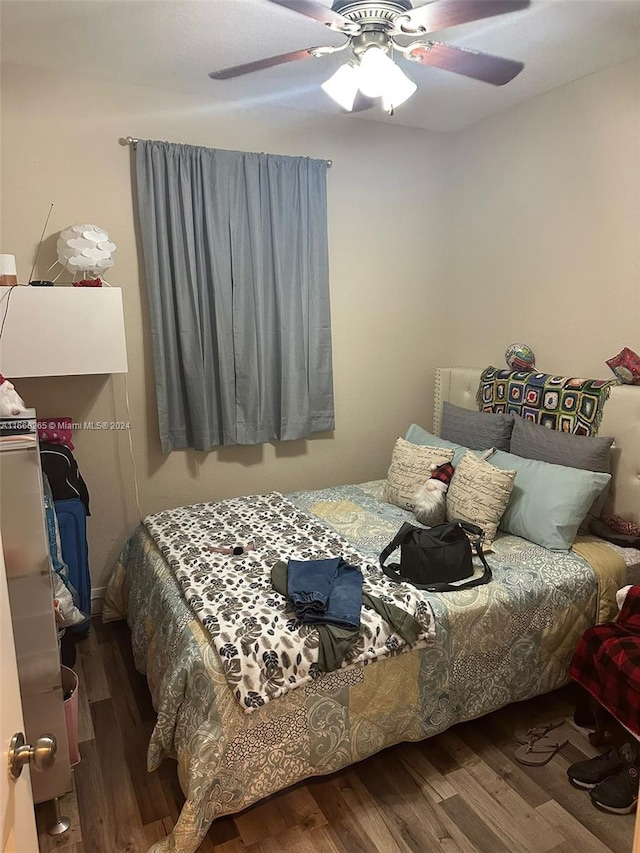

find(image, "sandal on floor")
[514,730,569,766]
[514,717,565,745]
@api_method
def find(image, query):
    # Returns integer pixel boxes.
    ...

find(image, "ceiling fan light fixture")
[356,45,396,98]
[321,62,360,111]
[381,63,417,111]
[209,0,530,108]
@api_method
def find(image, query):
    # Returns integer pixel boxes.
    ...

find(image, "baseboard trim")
[91,586,106,615]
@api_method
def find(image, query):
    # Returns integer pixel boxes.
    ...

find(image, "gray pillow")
[441,402,514,452]
[510,416,613,473]
[404,424,494,467]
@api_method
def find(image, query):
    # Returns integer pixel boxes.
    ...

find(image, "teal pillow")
[489,449,611,550]
[405,423,475,467]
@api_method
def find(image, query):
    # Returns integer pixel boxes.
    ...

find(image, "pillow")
[601,513,640,537]
[510,415,614,520]
[383,437,454,511]
[606,347,640,384]
[445,451,516,546]
[489,449,611,550]
[405,423,484,467]
[510,415,613,473]
[441,401,513,452]
[37,416,75,451]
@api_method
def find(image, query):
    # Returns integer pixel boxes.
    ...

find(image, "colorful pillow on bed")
[445,451,516,546]
[384,437,454,511]
[441,401,513,451]
[489,449,612,550]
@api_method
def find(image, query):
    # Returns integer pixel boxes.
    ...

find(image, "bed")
[104,366,640,853]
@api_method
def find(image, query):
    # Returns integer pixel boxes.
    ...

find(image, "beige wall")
[0,63,449,591]
[445,57,640,377]
[3,58,638,594]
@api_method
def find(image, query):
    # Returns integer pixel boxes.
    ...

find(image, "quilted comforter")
[104,481,625,853]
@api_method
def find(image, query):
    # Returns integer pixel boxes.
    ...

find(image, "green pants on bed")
[271,560,422,672]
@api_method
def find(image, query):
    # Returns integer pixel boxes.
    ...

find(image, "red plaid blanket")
[570,585,640,736]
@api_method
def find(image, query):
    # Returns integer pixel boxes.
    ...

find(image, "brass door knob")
[8,732,57,779]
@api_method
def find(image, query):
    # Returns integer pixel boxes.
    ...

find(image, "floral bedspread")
[104,481,625,853]
[142,492,435,711]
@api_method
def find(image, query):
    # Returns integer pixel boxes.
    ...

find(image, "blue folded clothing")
[287,556,362,630]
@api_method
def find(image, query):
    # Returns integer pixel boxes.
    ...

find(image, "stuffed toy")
[0,374,27,417]
[414,461,455,527]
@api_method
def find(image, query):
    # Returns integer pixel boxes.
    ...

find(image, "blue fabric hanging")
[134,140,334,452]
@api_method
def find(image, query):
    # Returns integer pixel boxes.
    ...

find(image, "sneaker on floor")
[567,742,637,790]
[573,700,596,729]
[590,766,640,814]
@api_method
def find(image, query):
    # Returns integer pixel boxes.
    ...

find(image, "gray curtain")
[134,140,334,452]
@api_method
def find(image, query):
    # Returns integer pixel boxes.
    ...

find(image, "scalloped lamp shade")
[56,224,117,276]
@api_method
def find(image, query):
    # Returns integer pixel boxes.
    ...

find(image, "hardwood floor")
[36,618,635,853]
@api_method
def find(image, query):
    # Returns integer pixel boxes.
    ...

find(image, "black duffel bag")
[379,519,492,592]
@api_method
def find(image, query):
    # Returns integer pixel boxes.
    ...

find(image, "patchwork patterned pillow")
[383,437,454,511]
[446,451,516,546]
[606,347,640,385]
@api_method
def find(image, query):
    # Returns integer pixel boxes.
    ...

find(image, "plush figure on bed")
[0,375,27,417]
[414,461,455,527]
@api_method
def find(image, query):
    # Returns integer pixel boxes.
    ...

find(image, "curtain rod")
[119,136,332,168]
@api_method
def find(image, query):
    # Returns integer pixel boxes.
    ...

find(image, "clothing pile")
[284,556,362,630]
[271,556,422,672]
[40,435,92,640]
[40,441,91,514]
[566,583,640,814]
[571,585,640,740]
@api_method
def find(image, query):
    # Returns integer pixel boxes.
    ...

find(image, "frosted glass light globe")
[357,47,393,98]
[56,224,117,276]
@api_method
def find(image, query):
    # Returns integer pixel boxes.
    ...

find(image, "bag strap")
[379,519,492,593]
[379,521,420,578]
[451,518,484,540]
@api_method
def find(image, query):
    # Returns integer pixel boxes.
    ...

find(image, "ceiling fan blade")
[408,42,524,85]
[209,48,316,80]
[266,0,358,32]
[401,0,530,34]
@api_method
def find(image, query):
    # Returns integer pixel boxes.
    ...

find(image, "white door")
[0,540,39,852]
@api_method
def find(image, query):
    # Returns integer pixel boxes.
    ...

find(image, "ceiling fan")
[209,0,530,113]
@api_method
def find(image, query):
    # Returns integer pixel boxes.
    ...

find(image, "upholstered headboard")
[433,367,640,524]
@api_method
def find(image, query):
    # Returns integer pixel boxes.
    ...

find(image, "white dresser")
[0,411,71,803]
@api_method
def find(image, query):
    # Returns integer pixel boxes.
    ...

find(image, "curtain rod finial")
[119,136,139,146]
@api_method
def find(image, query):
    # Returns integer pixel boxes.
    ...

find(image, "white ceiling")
[1,0,639,132]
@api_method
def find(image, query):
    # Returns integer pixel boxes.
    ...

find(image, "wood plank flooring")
[36,618,635,853]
